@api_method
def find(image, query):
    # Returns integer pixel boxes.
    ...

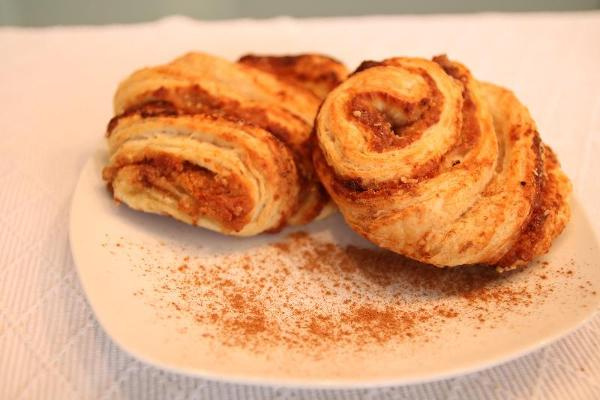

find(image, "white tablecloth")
[1,12,600,400]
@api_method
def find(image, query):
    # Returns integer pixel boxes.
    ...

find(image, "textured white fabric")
[1,12,600,400]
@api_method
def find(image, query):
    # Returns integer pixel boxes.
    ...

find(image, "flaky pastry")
[314,55,571,269]
[103,52,347,235]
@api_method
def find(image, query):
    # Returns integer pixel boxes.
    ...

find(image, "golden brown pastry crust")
[238,54,349,99]
[104,52,348,235]
[315,55,571,269]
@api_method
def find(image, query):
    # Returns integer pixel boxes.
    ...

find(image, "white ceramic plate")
[70,150,600,388]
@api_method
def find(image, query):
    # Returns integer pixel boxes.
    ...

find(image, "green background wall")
[1,0,599,26]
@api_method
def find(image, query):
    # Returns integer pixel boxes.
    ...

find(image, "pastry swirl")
[314,55,571,268]
[103,52,347,235]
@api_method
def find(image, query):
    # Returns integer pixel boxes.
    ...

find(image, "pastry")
[238,54,350,99]
[103,52,347,235]
[314,55,571,269]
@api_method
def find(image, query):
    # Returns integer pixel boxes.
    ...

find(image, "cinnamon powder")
[105,231,593,356]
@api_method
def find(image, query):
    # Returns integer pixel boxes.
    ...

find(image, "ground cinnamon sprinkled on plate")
[105,230,593,356]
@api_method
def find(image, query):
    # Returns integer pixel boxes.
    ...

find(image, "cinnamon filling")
[350,60,384,77]
[110,86,308,148]
[433,55,480,157]
[108,152,253,231]
[238,54,346,99]
[346,69,442,153]
[156,86,306,150]
[107,100,180,135]
[495,140,551,268]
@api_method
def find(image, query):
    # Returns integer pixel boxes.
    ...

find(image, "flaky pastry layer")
[104,52,348,235]
[314,55,571,269]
